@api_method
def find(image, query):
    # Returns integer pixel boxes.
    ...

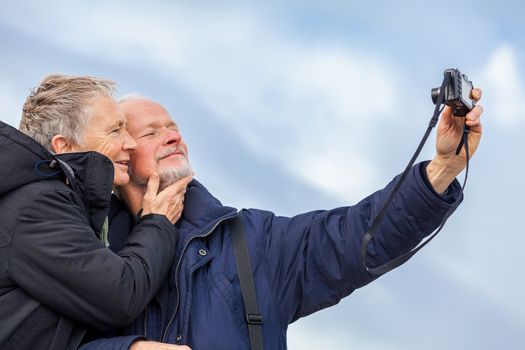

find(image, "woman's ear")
[51,135,78,154]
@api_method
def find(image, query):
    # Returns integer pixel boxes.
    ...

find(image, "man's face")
[121,99,192,190]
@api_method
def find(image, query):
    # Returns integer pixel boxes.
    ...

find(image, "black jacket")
[0,121,178,350]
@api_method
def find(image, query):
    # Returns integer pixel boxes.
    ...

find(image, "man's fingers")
[466,104,483,127]
[471,88,483,101]
[438,105,455,128]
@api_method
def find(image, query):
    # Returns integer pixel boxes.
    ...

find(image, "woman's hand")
[130,340,191,350]
[140,173,193,224]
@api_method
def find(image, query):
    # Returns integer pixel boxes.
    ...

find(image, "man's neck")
[117,184,146,216]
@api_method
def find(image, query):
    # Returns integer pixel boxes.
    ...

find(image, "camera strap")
[360,72,471,276]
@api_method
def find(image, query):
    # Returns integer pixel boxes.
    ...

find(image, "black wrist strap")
[230,211,264,350]
[360,72,470,275]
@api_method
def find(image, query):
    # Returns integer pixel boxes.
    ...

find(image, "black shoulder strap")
[230,211,264,350]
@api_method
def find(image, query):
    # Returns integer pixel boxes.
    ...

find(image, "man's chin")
[158,163,193,190]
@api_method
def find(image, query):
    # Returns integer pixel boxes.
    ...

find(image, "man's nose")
[163,128,181,146]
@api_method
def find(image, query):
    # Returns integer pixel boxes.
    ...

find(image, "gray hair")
[19,74,116,151]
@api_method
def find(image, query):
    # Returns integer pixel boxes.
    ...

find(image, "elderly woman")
[0,75,191,350]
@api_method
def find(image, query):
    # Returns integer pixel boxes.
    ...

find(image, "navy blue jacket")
[84,164,461,350]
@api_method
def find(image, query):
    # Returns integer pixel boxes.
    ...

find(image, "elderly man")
[0,75,191,350]
[88,89,483,350]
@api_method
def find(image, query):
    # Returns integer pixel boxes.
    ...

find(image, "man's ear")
[51,135,78,154]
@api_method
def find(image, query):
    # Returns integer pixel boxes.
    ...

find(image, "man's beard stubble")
[158,159,193,190]
[128,148,193,191]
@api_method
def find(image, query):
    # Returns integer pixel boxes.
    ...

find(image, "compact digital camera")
[431,68,474,116]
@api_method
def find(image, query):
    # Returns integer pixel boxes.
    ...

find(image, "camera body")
[431,68,474,116]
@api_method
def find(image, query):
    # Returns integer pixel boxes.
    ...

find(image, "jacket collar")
[55,151,114,233]
[0,120,58,196]
[176,179,237,239]
[0,121,114,234]
[110,179,237,243]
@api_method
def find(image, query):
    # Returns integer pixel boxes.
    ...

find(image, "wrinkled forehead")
[120,99,176,130]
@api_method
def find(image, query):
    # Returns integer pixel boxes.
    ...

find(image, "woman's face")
[80,94,137,186]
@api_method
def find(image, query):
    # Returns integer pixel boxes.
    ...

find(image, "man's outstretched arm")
[427,88,483,193]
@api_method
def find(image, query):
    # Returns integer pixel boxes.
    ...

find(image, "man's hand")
[427,88,483,193]
[130,340,191,350]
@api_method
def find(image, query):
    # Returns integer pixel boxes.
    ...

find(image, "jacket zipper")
[160,213,237,342]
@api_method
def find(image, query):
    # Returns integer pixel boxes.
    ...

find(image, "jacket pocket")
[186,272,250,349]
[211,273,247,334]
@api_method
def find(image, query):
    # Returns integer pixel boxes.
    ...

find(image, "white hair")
[118,93,149,104]
[20,74,116,151]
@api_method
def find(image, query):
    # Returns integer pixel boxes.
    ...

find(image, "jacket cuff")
[136,213,175,231]
[418,161,461,205]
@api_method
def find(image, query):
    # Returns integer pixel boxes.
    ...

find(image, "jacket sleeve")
[253,162,462,325]
[8,186,178,331]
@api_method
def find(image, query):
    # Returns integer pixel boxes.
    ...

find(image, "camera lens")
[431,87,440,104]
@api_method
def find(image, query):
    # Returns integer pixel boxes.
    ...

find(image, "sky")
[1,1,524,349]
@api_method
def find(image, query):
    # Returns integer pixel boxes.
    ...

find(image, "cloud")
[1,1,400,201]
[271,50,397,199]
[3,2,525,349]
[181,44,398,201]
[288,321,396,350]
[478,44,525,125]
[0,83,22,127]
[427,246,525,329]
